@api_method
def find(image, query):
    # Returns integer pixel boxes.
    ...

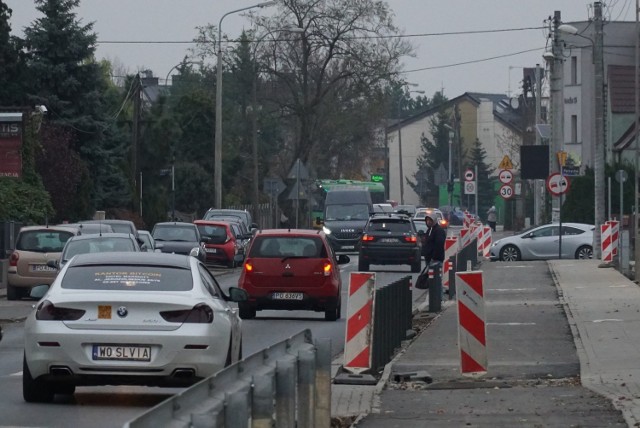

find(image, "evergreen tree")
[23,0,130,216]
[0,0,26,105]
[407,100,450,206]
[466,138,495,218]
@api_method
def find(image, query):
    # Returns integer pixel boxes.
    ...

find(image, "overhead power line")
[402,47,545,73]
[96,25,545,45]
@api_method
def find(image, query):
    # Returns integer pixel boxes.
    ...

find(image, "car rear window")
[61,265,193,291]
[367,220,412,233]
[63,237,136,260]
[153,225,198,241]
[109,224,133,234]
[17,230,75,252]
[197,224,228,244]
[249,237,327,258]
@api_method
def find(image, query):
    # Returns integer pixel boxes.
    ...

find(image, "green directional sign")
[371,174,384,183]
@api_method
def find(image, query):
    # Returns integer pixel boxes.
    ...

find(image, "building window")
[571,56,578,85]
[571,115,578,143]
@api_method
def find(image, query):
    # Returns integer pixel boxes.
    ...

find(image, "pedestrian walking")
[487,205,497,232]
[421,213,446,265]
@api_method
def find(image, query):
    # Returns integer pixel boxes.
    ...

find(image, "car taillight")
[36,300,85,321]
[362,234,375,242]
[9,251,19,267]
[160,303,214,323]
[244,261,254,272]
[440,219,448,227]
[404,236,417,243]
[323,261,332,276]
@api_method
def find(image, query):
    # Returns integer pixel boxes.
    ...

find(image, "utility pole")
[132,73,141,214]
[534,64,543,225]
[549,11,564,222]
[594,2,605,259]
[634,0,640,276]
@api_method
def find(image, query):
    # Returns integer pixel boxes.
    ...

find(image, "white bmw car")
[23,252,247,403]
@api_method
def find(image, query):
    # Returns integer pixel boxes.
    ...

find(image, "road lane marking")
[489,288,536,291]
[487,322,536,326]
[592,319,623,323]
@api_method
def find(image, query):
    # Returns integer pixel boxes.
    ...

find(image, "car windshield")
[61,265,192,291]
[17,230,75,253]
[249,237,326,258]
[325,204,370,221]
[153,226,198,241]
[63,238,136,261]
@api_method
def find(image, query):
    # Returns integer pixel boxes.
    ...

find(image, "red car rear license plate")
[272,292,303,300]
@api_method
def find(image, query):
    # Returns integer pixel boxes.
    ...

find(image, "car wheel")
[55,383,76,395]
[324,303,340,321]
[23,354,54,403]
[358,259,369,271]
[6,284,21,301]
[499,245,521,262]
[411,259,421,273]
[238,303,256,320]
[575,245,593,259]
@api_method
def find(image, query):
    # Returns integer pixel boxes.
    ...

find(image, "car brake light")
[36,300,86,321]
[323,261,332,276]
[9,251,18,267]
[160,303,214,323]
[362,234,375,242]
[404,236,417,243]
[245,261,254,272]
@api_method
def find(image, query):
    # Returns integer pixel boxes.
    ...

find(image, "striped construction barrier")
[606,220,619,256]
[477,226,492,258]
[463,211,474,229]
[459,227,471,248]
[601,223,613,263]
[443,237,458,292]
[455,270,487,375]
[343,272,376,374]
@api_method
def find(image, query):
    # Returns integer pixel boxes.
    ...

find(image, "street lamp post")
[444,124,455,207]
[558,2,605,259]
[214,1,276,209]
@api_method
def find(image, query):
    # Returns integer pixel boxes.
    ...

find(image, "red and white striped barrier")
[459,227,471,248]
[343,272,376,374]
[463,211,474,229]
[443,237,458,291]
[477,226,492,258]
[601,223,613,263]
[606,220,619,256]
[455,270,487,375]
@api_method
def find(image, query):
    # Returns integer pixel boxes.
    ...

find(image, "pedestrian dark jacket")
[421,223,446,262]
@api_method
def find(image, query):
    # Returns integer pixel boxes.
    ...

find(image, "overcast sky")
[4,1,629,99]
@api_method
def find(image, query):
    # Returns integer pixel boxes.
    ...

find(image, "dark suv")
[358,213,422,272]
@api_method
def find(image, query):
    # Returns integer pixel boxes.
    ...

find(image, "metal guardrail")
[123,329,331,428]
[371,276,413,372]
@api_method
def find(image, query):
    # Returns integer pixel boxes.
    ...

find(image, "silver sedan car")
[490,222,594,261]
[23,252,247,402]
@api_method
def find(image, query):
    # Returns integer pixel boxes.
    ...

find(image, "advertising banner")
[0,113,23,178]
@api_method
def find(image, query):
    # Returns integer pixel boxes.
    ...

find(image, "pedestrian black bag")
[415,265,429,289]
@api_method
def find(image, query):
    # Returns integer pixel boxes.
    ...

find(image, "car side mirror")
[30,284,49,300]
[227,286,249,302]
[251,223,259,230]
[200,236,211,243]
[46,260,59,270]
[155,242,164,250]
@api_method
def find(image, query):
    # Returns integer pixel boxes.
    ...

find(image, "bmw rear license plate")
[380,238,398,243]
[272,292,303,300]
[92,345,151,361]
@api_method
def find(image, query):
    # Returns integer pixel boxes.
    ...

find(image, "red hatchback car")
[194,220,246,268]
[237,229,350,321]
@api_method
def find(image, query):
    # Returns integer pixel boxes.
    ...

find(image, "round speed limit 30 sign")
[499,184,514,200]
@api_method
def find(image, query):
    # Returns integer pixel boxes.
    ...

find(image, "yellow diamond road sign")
[499,155,513,170]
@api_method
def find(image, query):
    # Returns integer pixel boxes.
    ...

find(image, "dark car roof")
[66,232,136,241]
[69,252,191,268]
[255,228,325,237]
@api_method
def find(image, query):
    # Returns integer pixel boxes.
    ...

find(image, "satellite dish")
[509,97,520,109]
